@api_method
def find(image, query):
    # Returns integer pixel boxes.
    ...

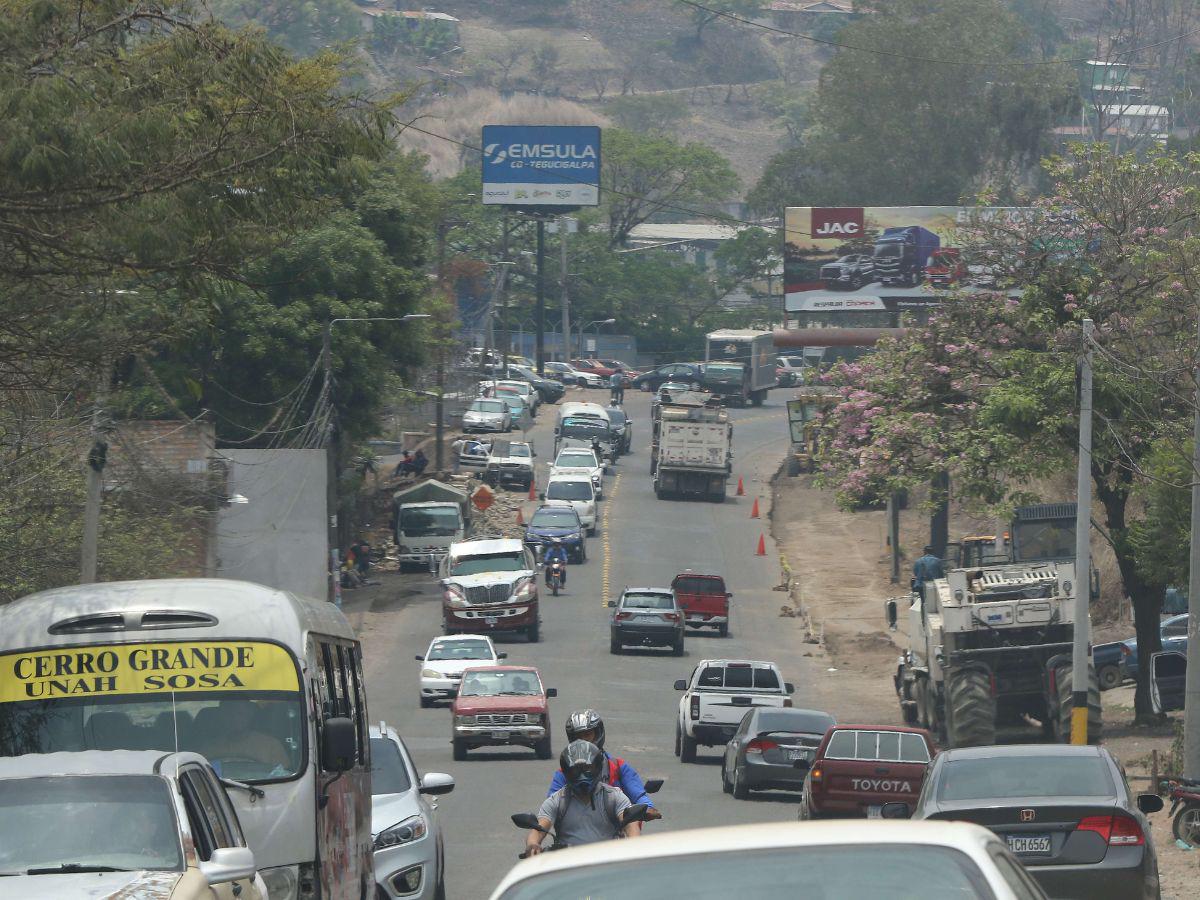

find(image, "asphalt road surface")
[354,388,831,899]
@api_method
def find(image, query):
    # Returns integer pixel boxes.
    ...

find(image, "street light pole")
[578,318,616,360]
[1071,318,1095,745]
[535,217,546,376]
[323,314,428,604]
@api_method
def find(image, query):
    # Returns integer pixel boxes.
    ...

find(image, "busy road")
[352,388,828,898]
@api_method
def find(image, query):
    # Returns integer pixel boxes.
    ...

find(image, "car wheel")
[588,525,597,537]
[680,729,698,763]
[672,637,684,657]
[721,759,732,794]
[580,543,587,563]
[419,696,432,709]
[732,766,750,800]
[1097,664,1121,691]
[452,739,468,761]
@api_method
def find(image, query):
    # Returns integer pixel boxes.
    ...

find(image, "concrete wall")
[215,450,327,600]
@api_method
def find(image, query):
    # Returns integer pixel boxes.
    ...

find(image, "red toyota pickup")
[672,572,731,636]
[450,665,556,761]
[799,724,936,820]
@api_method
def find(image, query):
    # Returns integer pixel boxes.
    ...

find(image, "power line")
[674,0,1200,68]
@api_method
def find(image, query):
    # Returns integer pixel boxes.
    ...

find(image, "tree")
[605,95,689,134]
[816,146,1200,719]
[678,0,766,43]
[601,128,739,247]
[209,0,362,57]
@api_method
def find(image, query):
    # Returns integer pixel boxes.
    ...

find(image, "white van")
[558,401,610,427]
[543,474,597,535]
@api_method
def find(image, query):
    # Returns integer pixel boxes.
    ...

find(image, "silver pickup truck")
[674,659,794,762]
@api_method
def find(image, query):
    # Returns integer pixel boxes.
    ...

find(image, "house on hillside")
[764,1,857,28]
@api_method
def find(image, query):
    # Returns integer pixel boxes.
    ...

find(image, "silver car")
[371,723,455,900]
[462,399,512,433]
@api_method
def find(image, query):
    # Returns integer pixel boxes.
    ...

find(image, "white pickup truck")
[674,659,795,762]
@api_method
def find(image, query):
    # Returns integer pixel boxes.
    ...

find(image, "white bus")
[0,578,372,900]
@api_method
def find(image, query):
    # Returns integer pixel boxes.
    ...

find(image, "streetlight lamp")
[578,318,616,360]
[323,314,429,605]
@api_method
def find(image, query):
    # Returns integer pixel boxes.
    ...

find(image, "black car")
[609,588,684,655]
[510,365,565,404]
[901,744,1163,900]
[605,406,632,454]
[631,363,705,393]
[721,707,835,800]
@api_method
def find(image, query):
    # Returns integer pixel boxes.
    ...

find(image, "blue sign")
[481,125,601,207]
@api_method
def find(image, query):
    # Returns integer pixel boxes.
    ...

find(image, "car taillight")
[690,694,700,720]
[745,738,778,755]
[663,612,680,622]
[809,764,823,782]
[1120,645,1132,657]
[1077,814,1145,846]
[615,612,632,621]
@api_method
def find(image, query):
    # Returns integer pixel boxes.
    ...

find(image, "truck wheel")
[751,391,764,407]
[419,696,433,709]
[588,525,597,537]
[680,729,698,763]
[674,723,682,757]
[1097,664,1121,691]
[945,666,996,748]
[526,622,540,643]
[718,621,729,638]
[535,736,552,760]
[610,635,622,654]
[1054,663,1102,744]
[452,739,468,761]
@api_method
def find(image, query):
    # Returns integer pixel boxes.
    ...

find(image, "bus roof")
[0,578,354,652]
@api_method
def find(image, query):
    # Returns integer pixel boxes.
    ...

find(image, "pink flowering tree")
[816,145,1200,720]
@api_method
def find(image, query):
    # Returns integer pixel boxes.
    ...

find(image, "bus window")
[346,645,369,766]
[335,645,362,764]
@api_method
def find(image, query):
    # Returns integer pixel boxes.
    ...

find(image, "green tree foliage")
[678,0,766,43]
[815,146,1200,717]
[209,0,362,56]
[604,94,689,134]
[602,128,739,247]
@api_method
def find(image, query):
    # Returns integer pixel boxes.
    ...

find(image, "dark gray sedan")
[721,707,835,800]
[609,588,684,655]
[900,744,1163,900]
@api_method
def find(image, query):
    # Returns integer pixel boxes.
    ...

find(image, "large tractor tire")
[1054,663,1102,744]
[945,666,996,748]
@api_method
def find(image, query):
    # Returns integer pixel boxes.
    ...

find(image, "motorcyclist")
[547,709,660,824]
[543,539,568,587]
[526,740,639,855]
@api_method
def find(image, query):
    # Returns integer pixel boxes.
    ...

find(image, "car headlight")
[514,575,536,600]
[443,585,469,608]
[374,814,428,851]
[421,668,442,679]
[568,532,582,542]
[455,715,476,725]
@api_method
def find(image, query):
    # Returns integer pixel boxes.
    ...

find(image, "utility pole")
[80,357,112,584]
[559,216,572,364]
[535,217,546,376]
[1071,318,1095,745]
[322,324,340,606]
[1184,312,1200,779]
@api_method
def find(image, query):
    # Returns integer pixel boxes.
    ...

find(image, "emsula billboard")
[784,206,1023,313]
[482,124,601,207]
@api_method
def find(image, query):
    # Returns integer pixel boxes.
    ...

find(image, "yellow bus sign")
[0,641,300,702]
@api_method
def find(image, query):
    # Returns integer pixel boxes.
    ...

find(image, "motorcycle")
[1164,778,1200,846]
[511,778,663,857]
[546,560,565,596]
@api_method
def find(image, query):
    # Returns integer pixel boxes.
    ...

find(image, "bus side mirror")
[321,717,356,772]
[885,599,898,630]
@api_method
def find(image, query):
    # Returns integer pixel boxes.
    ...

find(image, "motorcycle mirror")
[621,804,649,825]
[511,813,545,832]
[643,778,664,794]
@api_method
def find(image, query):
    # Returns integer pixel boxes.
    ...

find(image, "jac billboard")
[481,125,601,207]
[784,206,1025,314]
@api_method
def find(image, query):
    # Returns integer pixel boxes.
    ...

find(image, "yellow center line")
[601,473,621,607]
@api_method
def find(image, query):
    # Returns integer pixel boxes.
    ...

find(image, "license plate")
[484,616,498,625]
[1006,834,1052,855]
[787,749,811,761]
[491,730,510,740]
[867,805,882,819]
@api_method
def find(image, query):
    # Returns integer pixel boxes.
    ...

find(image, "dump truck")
[652,395,732,502]
[703,330,777,406]
[886,503,1101,748]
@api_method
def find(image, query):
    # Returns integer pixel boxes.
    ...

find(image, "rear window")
[757,710,834,735]
[825,730,930,763]
[673,576,726,595]
[698,665,780,690]
[938,755,1114,802]
[622,593,674,610]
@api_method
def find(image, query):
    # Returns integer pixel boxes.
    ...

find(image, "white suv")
[543,475,597,535]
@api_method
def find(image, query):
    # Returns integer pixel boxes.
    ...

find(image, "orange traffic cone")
[750,497,760,519]
[516,506,525,526]
[755,534,767,556]
[736,477,745,496]
[528,479,537,501]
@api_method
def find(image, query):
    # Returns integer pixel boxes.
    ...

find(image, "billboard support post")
[535,217,546,376]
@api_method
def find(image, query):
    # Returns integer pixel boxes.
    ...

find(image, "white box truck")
[652,400,732,502]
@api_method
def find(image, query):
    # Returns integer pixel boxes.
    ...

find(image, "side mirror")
[498,651,508,659]
[607,600,616,607]
[726,592,733,599]
[199,846,257,885]
[539,493,546,501]
[885,598,898,630]
[1137,793,1164,814]
[511,812,545,832]
[320,717,356,772]
[621,803,649,825]
[439,579,449,589]
[674,679,688,691]
[643,778,664,794]
[546,688,558,698]
[419,773,456,796]
[880,802,911,820]
[414,654,424,661]
[785,683,795,694]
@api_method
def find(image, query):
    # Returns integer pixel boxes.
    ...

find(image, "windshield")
[530,509,580,528]
[0,694,305,783]
[0,775,183,875]
[939,755,1114,801]
[507,445,532,458]
[427,639,494,661]
[705,364,743,379]
[546,481,593,502]
[459,670,541,697]
[470,401,506,413]
[556,452,597,468]
[622,592,674,610]
[497,845,996,900]
[369,737,413,796]
[874,244,902,258]
[606,409,627,426]
[449,552,527,576]
[399,507,462,536]
[1012,518,1076,562]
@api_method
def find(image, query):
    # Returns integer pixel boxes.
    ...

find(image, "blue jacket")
[544,546,568,565]
[548,752,655,808]
[912,554,945,587]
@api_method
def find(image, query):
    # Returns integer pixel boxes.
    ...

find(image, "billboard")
[482,125,601,207]
[784,206,1024,313]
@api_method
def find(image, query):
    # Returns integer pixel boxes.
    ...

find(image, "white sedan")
[416,635,505,707]
[550,447,605,497]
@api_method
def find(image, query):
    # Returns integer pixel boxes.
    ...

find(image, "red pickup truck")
[799,724,935,820]
[450,665,556,761]
[672,572,731,636]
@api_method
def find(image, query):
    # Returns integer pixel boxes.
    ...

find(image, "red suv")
[800,725,935,819]
[451,665,556,761]
[671,572,731,636]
